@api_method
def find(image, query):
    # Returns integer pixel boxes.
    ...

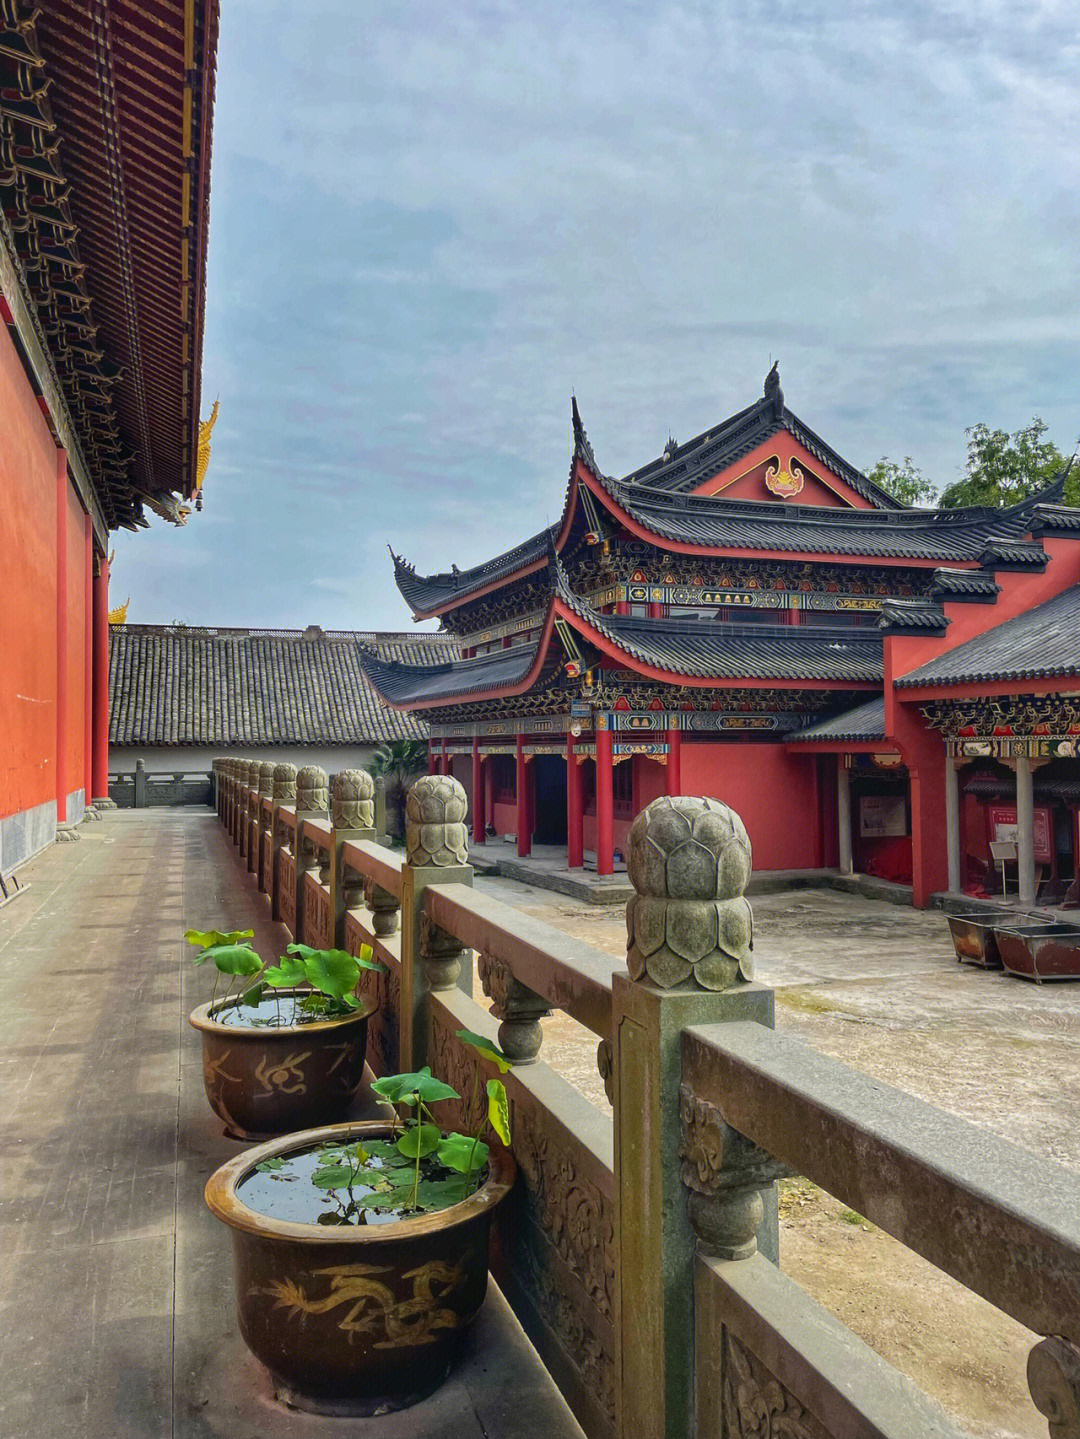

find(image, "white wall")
[111,743,382,776]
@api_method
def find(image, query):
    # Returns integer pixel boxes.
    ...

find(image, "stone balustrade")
[214,761,1080,1439]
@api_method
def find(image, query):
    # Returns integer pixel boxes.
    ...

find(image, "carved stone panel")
[345,914,399,1076]
[278,851,296,935]
[427,1010,616,1432]
[303,872,331,950]
[722,1331,831,1439]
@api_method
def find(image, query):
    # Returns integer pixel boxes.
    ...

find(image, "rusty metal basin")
[994,923,1080,983]
[944,907,1051,968]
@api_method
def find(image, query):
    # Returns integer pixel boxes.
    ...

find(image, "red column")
[55,450,69,822]
[567,736,584,868]
[615,600,630,616]
[472,741,484,846]
[666,726,682,796]
[596,725,614,876]
[515,733,531,857]
[91,552,112,803]
[648,602,664,619]
[428,741,439,775]
[484,757,495,835]
[83,517,93,804]
[890,699,949,907]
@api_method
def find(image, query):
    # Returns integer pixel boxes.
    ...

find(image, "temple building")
[0,1,217,871]
[362,367,1080,908]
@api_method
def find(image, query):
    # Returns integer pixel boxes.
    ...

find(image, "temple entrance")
[533,754,568,845]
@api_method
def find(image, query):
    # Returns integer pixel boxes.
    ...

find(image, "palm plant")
[368,738,429,838]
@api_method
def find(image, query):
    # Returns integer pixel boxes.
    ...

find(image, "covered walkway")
[0,810,581,1439]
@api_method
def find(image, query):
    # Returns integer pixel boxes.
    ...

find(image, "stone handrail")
[682,1020,1080,1345]
[341,838,403,901]
[300,816,332,852]
[276,805,296,833]
[425,880,618,1040]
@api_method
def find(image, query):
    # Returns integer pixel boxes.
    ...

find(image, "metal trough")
[944,906,1041,968]
[993,922,1080,983]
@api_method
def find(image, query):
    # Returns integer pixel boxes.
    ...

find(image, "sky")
[112,0,1080,632]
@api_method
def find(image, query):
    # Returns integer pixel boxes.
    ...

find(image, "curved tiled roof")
[109,626,457,746]
[895,586,1080,690]
[620,395,902,508]
[391,387,1066,616]
[357,639,545,707]
[790,697,887,743]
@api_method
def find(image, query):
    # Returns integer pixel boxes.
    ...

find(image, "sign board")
[986,804,1053,864]
[859,794,907,838]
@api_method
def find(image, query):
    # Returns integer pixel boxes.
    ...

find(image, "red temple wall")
[64,485,88,805]
[0,322,60,823]
[680,741,829,871]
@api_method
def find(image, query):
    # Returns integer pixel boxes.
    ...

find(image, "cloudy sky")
[113,0,1080,631]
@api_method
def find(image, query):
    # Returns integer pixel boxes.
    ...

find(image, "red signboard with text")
[986,804,1054,865]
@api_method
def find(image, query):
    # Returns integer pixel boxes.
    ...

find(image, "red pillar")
[596,725,614,876]
[615,599,630,616]
[92,553,110,802]
[484,756,495,835]
[472,741,484,845]
[55,450,69,822]
[648,602,664,619]
[890,700,949,907]
[567,736,584,868]
[428,741,439,775]
[666,726,682,796]
[515,733,531,857]
[83,517,93,804]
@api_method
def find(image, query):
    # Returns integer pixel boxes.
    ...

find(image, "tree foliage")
[937,419,1076,509]
[368,738,429,838]
[867,456,937,506]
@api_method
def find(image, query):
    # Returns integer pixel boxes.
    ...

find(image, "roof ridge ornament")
[571,393,601,476]
[763,361,784,421]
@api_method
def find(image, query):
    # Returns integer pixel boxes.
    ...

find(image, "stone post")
[134,757,146,809]
[238,760,252,857]
[945,756,961,895]
[1028,1335,1080,1439]
[1016,756,1035,904]
[329,769,376,948]
[837,759,853,876]
[293,765,329,944]
[270,763,296,921]
[612,795,777,1439]
[255,762,275,887]
[374,774,388,843]
[400,775,473,1070]
[230,758,241,842]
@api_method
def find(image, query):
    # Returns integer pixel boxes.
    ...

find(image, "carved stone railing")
[681,1021,1080,1439]
[211,775,1079,1439]
[108,768,212,808]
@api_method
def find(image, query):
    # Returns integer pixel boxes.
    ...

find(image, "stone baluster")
[366,879,401,938]
[224,758,234,837]
[293,765,329,944]
[231,758,242,842]
[477,951,550,1064]
[1028,1336,1080,1439]
[612,795,777,1439]
[374,774,388,843]
[237,760,253,857]
[255,761,275,888]
[270,762,296,923]
[328,769,376,948]
[400,775,473,1069]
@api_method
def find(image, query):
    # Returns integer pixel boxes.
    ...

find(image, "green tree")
[367,739,429,839]
[867,456,937,506]
[937,418,1077,509]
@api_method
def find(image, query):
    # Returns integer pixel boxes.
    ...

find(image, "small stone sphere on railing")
[332,769,375,830]
[296,765,329,815]
[271,762,297,803]
[405,775,468,867]
[626,795,753,991]
[257,760,275,794]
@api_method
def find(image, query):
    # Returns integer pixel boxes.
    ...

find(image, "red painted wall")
[64,483,88,802]
[0,322,59,822]
[680,740,825,871]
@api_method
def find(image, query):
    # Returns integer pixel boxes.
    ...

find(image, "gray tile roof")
[790,697,887,743]
[109,625,458,746]
[877,599,949,632]
[895,586,1080,689]
[929,568,1000,602]
[358,641,545,707]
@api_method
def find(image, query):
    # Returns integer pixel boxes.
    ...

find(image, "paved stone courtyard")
[474,872,1080,1439]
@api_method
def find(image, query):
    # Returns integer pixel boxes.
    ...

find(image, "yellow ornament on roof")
[194,399,219,504]
[108,597,130,625]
